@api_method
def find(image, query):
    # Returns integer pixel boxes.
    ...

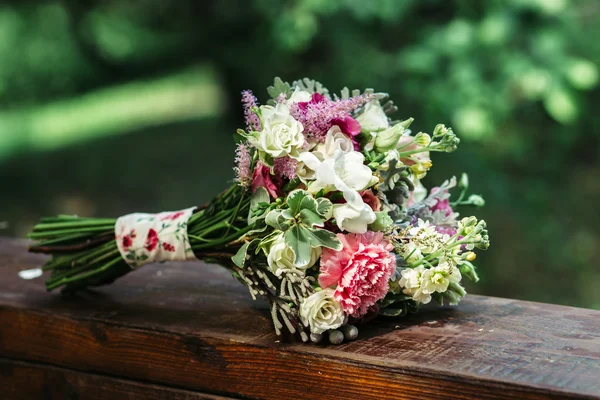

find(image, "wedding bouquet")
[25,78,490,344]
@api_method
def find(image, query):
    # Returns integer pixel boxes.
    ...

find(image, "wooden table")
[1,238,598,399]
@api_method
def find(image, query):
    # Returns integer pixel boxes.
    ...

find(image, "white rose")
[356,100,389,133]
[288,88,312,104]
[300,289,345,334]
[250,103,305,158]
[332,202,376,234]
[267,235,321,277]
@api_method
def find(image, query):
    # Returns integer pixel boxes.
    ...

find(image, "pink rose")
[319,232,396,318]
[360,189,381,212]
[251,161,282,199]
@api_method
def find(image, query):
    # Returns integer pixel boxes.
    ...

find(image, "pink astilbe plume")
[291,93,373,141]
[241,90,261,131]
[233,142,252,188]
[274,156,298,180]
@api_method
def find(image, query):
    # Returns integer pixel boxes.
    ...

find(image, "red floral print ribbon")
[115,207,197,268]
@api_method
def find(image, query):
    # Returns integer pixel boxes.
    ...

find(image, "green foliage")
[265,190,342,265]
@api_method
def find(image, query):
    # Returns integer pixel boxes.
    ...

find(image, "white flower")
[421,264,461,294]
[306,149,375,209]
[249,103,305,159]
[356,100,389,133]
[399,263,462,305]
[288,88,312,104]
[267,234,321,277]
[399,266,432,304]
[409,219,437,237]
[399,266,425,289]
[313,126,355,156]
[332,202,376,234]
[411,177,428,203]
[296,126,353,182]
[300,289,345,334]
[399,241,423,264]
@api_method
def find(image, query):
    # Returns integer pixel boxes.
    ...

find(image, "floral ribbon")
[115,207,197,268]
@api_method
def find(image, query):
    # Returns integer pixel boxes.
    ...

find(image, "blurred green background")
[0,0,598,309]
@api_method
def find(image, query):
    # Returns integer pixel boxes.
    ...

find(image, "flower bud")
[468,194,485,207]
[464,251,477,261]
[433,123,449,137]
[369,211,393,232]
[442,290,462,306]
[375,124,405,152]
[458,261,479,282]
[399,117,414,129]
[458,173,469,189]
[414,132,432,147]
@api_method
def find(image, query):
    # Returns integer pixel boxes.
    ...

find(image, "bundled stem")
[28,184,251,294]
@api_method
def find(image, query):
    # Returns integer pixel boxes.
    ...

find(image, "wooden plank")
[0,358,237,400]
[1,238,599,399]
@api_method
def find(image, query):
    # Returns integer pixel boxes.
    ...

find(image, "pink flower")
[252,161,282,199]
[241,90,261,131]
[332,115,362,150]
[291,93,373,141]
[233,142,252,188]
[273,156,298,180]
[429,187,454,217]
[360,189,381,212]
[319,232,396,318]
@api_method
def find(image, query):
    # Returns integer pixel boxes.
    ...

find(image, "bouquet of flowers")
[25,78,490,344]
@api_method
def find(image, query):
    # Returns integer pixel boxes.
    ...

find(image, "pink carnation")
[319,232,396,318]
[252,161,282,199]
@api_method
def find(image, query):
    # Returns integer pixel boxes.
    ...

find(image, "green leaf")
[286,189,316,215]
[285,225,312,266]
[284,225,341,266]
[248,187,270,224]
[256,231,282,255]
[315,197,333,219]
[258,151,274,168]
[298,209,323,228]
[265,209,293,231]
[267,77,291,101]
[232,241,251,268]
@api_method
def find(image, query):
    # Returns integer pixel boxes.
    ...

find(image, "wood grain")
[1,238,599,399]
[0,358,237,400]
